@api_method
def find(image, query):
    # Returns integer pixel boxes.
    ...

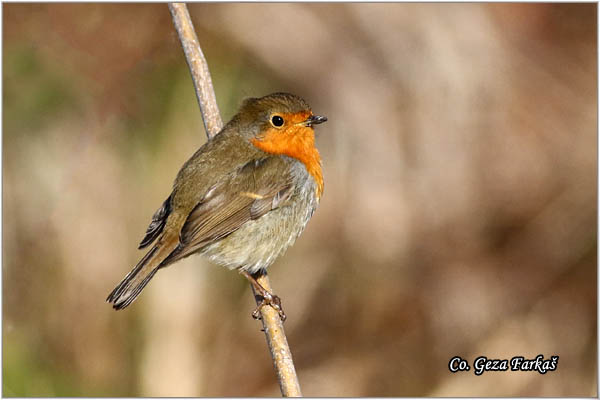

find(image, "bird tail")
[107,239,178,310]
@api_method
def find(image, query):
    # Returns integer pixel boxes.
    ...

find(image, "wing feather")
[138,195,172,249]
[164,157,295,264]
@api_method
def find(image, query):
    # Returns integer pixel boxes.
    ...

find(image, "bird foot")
[240,270,287,322]
[251,292,286,322]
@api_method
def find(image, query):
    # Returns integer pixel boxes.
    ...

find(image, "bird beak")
[304,115,328,127]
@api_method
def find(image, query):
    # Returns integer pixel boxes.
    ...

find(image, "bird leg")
[240,270,286,322]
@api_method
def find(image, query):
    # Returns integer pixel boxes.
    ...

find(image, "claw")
[240,270,287,322]
[271,295,287,322]
[251,293,286,322]
[252,304,262,320]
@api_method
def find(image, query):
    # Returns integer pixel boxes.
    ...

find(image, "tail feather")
[107,238,179,310]
[109,267,160,310]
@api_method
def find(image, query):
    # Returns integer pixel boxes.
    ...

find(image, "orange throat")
[251,124,323,199]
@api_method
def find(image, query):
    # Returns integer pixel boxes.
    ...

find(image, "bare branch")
[167,3,302,396]
[168,3,223,138]
[252,275,303,397]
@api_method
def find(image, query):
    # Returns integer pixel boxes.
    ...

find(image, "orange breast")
[251,121,323,199]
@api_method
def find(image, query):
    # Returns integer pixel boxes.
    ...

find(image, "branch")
[252,275,302,397]
[168,3,223,138]
[167,3,302,397]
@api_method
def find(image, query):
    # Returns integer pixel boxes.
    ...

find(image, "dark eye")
[271,115,284,127]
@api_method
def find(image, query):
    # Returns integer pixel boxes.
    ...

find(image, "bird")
[107,92,327,320]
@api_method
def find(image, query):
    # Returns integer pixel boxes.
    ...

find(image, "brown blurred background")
[2,3,597,397]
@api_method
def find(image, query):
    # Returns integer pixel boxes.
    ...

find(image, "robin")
[107,92,326,320]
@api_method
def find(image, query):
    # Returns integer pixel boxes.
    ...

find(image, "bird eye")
[271,115,284,127]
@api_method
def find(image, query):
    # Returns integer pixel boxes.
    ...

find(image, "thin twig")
[168,3,223,138]
[252,275,302,397]
[167,3,302,397]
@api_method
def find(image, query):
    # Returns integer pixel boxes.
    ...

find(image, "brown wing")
[163,157,295,264]
[138,195,172,249]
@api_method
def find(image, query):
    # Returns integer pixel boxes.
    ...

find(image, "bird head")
[233,92,327,197]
